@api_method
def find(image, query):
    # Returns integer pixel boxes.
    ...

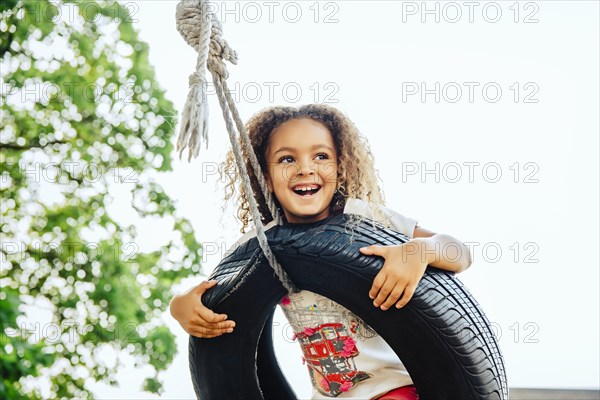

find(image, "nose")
[297,158,315,175]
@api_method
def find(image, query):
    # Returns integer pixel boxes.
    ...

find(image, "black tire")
[190,214,508,400]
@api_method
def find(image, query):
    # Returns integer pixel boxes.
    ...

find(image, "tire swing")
[190,215,508,400]
[173,2,507,399]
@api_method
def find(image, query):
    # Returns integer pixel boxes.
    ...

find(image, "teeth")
[294,185,319,191]
[292,185,321,195]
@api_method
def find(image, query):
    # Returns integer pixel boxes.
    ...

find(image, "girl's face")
[265,118,338,224]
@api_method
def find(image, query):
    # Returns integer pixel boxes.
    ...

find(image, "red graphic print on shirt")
[280,293,376,397]
[296,323,372,396]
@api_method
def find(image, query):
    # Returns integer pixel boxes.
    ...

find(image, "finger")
[396,284,417,309]
[369,271,387,300]
[190,326,222,337]
[182,323,219,338]
[360,245,384,256]
[198,280,218,293]
[373,278,395,308]
[190,324,234,337]
[197,326,233,335]
[195,300,230,323]
[193,316,236,330]
[188,328,222,339]
[196,282,231,323]
[380,283,406,311]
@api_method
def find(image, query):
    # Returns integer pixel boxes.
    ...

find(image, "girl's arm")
[411,226,472,273]
[169,280,236,338]
[360,225,472,311]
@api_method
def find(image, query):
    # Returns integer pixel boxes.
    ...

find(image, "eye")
[315,153,329,160]
[278,155,294,164]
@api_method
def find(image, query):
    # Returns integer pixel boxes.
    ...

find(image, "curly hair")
[220,103,391,234]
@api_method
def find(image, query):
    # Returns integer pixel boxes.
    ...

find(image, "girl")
[170,104,472,400]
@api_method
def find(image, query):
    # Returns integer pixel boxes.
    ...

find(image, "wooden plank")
[509,388,600,399]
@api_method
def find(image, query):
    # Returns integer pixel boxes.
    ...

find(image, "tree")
[0,1,202,397]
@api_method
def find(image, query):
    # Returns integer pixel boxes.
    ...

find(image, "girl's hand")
[169,280,236,338]
[359,242,429,311]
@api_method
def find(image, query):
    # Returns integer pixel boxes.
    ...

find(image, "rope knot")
[209,17,239,64]
[188,71,205,87]
[176,0,240,159]
[207,56,228,80]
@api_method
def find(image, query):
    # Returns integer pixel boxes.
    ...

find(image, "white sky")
[91,1,599,398]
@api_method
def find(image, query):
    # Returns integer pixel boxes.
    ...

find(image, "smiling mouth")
[292,184,322,197]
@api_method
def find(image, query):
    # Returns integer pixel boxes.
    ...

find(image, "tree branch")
[0,140,66,151]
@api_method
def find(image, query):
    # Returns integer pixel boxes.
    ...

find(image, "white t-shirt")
[223,198,419,399]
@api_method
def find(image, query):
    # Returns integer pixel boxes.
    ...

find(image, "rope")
[221,79,282,225]
[175,0,297,293]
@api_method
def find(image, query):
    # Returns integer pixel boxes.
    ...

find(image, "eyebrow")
[273,144,335,155]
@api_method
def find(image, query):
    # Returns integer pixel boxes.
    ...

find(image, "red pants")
[372,385,420,400]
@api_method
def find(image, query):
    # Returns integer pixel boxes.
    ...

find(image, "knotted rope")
[175,0,299,294]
